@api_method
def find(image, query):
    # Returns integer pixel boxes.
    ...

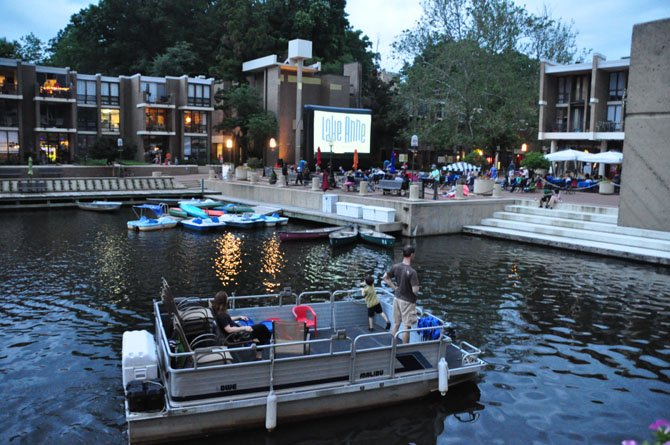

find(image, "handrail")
[350,331,395,383]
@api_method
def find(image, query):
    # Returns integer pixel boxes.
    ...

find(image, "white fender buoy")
[266,391,278,431]
[438,358,449,395]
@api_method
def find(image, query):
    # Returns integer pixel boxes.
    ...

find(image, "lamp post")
[327,137,335,188]
[226,138,233,164]
[410,134,418,179]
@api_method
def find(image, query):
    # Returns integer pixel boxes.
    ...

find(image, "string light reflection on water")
[260,235,285,293]
[212,232,242,288]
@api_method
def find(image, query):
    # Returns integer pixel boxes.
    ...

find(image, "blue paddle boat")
[127,204,179,231]
[181,216,227,231]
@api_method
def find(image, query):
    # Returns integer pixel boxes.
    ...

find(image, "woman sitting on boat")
[212,291,271,357]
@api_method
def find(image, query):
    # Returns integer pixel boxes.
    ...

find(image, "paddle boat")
[127,204,179,231]
[329,225,358,247]
[359,228,396,247]
[168,207,188,218]
[258,213,289,227]
[279,226,343,241]
[77,200,122,212]
[121,280,485,444]
[178,198,224,208]
[219,213,263,229]
[180,216,227,231]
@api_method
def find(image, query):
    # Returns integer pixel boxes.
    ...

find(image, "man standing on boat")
[383,245,420,344]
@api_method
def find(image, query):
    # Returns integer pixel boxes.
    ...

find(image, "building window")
[609,72,625,101]
[0,100,19,127]
[571,76,588,102]
[101,81,119,105]
[557,77,569,103]
[607,105,623,131]
[77,107,98,131]
[0,130,20,162]
[76,134,97,160]
[183,111,207,133]
[77,80,96,104]
[554,108,567,132]
[40,104,69,128]
[141,82,167,103]
[101,108,120,132]
[37,72,71,98]
[184,136,207,163]
[187,84,210,107]
[39,132,69,164]
[145,108,167,131]
[571,106,583,132]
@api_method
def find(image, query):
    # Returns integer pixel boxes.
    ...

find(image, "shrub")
[521,152,550,170]
[246,157,263,169]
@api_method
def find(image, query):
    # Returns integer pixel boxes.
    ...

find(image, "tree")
[521,151,550,171]
[149,42,199,77]
[215,85,277,161]
[18,33,47,64]
[393,0,581,157]
[0,37,21,59]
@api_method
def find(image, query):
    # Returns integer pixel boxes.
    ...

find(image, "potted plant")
[246,157,263,183]
[521,152,550,177]
[598,178,614,194]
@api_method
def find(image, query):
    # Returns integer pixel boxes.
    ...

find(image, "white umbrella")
[581,151,623,164]
[544,149,585,162]
[446,161,480,172]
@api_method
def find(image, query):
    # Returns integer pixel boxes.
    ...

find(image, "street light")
[226,138,233,164]
[410,134,418,178]
[327,137,335,188]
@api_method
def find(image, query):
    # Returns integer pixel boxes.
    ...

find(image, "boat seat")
[172,317,232,367]
[161,278,214,342]
[292,304,317,336]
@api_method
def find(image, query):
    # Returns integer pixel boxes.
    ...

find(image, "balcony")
[552,122,567,132]
[0,114,19,127]
[184,124,208,134]
[596,120,623,132]
[101,95,120,106]
[37,84,73,100]
[77,94,97,105]
[0,83,20,96]
[142,92,173,105]
[146,123,168,132]
[187,97,210,107]
[77,121,98,132]
[101,122,120,132]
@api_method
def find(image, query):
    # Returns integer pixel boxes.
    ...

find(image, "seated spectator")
[212,291,271,359]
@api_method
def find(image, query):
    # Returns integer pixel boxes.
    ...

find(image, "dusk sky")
[1,0,669,71]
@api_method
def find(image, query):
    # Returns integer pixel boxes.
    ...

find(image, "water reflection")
[213,232,243,288]
[0,211,669,445]
[260,235,285,293]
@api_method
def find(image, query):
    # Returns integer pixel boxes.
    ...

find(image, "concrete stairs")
[462,200,670,265]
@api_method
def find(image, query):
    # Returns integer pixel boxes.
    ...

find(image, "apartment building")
[538,53,629,159]
[0,57,214,165]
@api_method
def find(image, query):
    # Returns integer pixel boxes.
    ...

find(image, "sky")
[1,0,669,71]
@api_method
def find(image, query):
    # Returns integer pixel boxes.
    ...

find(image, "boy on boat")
[361,275,391,332]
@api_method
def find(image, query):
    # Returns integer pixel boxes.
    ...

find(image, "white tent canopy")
[445,161,481,172]
[544,149,586,162]
[580,151,623,164]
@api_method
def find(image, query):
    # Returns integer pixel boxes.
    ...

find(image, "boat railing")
[228,290,299,309]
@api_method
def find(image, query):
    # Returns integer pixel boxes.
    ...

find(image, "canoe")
[180,216,227,231]
[77,201,122,212]
[121,281,485,443]
[203,209,225,217]
[169,207,188,218]
[279,226,343,241]
[214,203,255,214]
[359,228,396,247]
[179,203,208,218]
[329,225,358,247]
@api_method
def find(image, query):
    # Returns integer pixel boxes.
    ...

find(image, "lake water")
[0,208,668,444]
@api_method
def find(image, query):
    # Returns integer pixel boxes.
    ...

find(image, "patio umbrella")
[445,161,480,172]
[316,147,322,167]
[544,149,585,162]
[389,151,396,174]
[581,151,623,164]
[352,149,359,170]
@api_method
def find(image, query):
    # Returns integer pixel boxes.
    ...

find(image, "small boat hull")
[77,201,122,212]
[127,217,179,231]
[359,228,396,247]
[168,207,188,218]
[279,226,343,241]
[329,226,358,247]
[179,204,208,219]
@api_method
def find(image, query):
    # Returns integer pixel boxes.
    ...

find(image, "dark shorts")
[367,303,383,317]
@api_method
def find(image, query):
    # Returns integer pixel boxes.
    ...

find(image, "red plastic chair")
[292,305,317,335]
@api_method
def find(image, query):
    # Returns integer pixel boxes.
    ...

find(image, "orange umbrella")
[352,149,359,170]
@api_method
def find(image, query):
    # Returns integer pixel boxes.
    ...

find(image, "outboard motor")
[122,330,164,412]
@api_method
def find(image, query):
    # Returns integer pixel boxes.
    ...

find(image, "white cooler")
[122,330,158,390]
[362,205,396,223]
[322,194,338,213]
[336,202,363,218]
